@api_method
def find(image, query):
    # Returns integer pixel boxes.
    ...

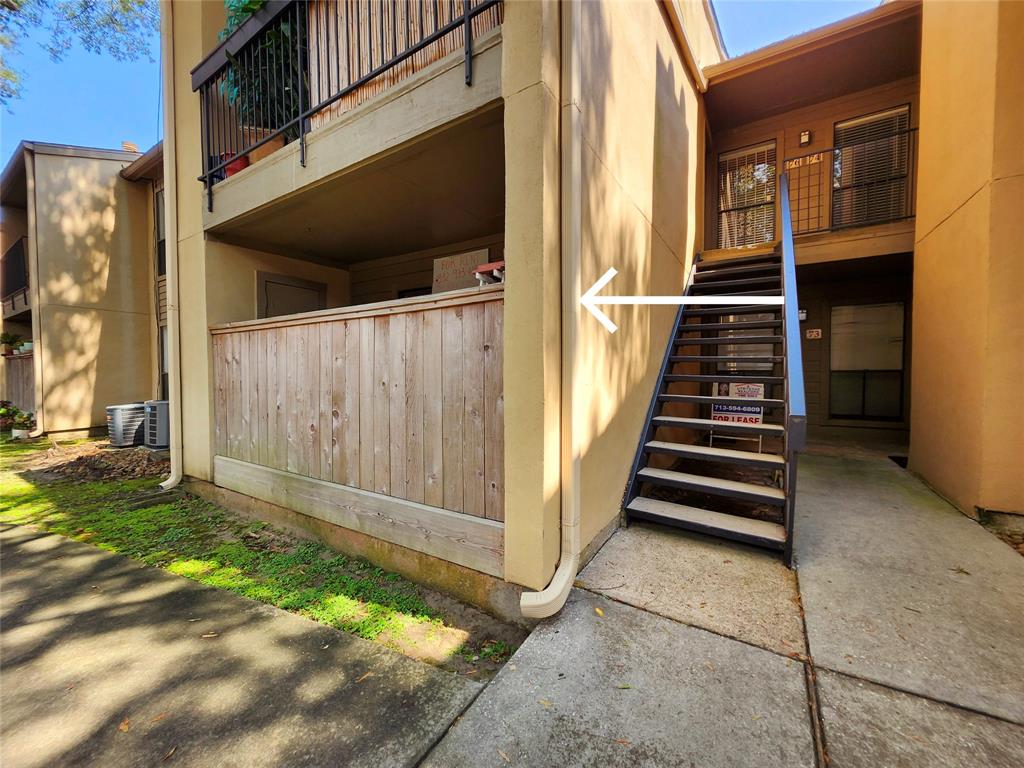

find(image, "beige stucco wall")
[910,0,1024,514]
[500,0,563,590]
[29,151,153,432]
[574,0,706,553]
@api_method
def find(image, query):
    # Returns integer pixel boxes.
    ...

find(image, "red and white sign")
[711,382,764,424]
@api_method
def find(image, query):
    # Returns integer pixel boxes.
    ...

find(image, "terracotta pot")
[225,153,251,176]
[248,133,287,164]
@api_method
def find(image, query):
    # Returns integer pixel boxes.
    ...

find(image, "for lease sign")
[712,382,764,424]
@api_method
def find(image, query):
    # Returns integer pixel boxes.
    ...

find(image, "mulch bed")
[21,440,169,482]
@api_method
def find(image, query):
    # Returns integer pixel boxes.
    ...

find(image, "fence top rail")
[783,127,918,168]
[210,283,504,335]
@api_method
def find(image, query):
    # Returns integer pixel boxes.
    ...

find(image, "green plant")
[12,410,33,430]
[0,332,23,347]
[0,401,17,430]
[218,0,307,142]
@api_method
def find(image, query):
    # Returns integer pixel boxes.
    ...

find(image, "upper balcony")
[702,0,921,263]
[191,0,503,225]
[2,236,30,320]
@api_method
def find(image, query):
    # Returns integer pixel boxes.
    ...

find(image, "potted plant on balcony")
[1,332,22,356]
[219,0,306,169]
[11,409,34,440]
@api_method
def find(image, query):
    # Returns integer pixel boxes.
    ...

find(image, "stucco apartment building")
[0,142,167,434]
[160,0,1021,620]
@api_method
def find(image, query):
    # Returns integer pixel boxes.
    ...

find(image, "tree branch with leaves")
[0,0,159,106]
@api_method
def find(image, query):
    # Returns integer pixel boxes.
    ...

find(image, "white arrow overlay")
[581,267,785,333]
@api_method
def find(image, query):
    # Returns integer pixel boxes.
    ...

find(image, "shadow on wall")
[576,2,695,545]
[37,159,150,430]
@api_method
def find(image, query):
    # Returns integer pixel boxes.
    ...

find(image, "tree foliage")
[0,0,159,105]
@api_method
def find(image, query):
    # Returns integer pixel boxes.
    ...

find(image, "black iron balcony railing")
[1,237,28,301]
[784,128,918,236]
[191,0,503,210]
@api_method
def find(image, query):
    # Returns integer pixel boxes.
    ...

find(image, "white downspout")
[520,0,582,619]
[159,0,183,490]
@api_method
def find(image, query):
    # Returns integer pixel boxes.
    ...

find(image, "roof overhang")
[704,0,921,131]
[1,141,142,206]
[121,141,164,182]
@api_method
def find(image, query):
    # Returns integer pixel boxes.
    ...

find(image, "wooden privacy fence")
[210,286,504,522]
[3,354,34,413]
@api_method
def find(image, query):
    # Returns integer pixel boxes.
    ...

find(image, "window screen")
[718,142,777,248]
[832,107,911,229]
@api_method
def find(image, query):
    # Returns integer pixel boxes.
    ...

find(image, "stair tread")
[675,336,783,345]
[637,467,786,503]
[645,440,786,466]
[664,373,783,383]
[652,415,785,433]
[626,497,786,545]
[683,305,783,316]
[679,319,783,332]
[694,263,781,281]
[691,276,781,290]
[670,355,782,363]
[657,394,785,407]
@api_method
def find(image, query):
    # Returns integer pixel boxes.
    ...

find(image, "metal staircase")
[623,176,806,565]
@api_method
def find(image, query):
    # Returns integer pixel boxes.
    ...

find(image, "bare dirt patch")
[20,439,169,482]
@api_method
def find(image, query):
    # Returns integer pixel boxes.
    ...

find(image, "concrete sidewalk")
[0,525,480,768]
[427,450,1024,767]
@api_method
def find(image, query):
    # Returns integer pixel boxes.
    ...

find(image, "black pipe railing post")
[464,0,474,85]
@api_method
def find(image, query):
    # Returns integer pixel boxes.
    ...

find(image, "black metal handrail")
[192,0,503,211]
[778,174,806,566]
[1,237,28,301]
[783,128,917,235]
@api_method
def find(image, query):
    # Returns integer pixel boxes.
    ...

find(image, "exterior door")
[257,272,327,319]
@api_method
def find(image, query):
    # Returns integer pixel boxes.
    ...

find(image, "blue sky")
[0,1,879,163]
[1,24,161,162]
[711,0,878,57]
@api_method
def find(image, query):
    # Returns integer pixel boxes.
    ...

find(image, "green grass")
[0,439,450,647]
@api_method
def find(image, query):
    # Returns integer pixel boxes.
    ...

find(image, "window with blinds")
[717,142,777,249]
[832,106,912,229]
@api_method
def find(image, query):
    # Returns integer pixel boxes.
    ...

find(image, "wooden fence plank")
[213,335,227,456]
[484,300,505,521]
[359,318,375,489]
[319,323,333,481]
[404,311,425,504]
[388,313,407,499]
[422,307,444,508]
[331,322,346,484]
[344,320,361,487]
[305,324,319,479]
[373,316,391,495]
[286,326,301,474]
[462,302,486,518]
[441,306,464,512]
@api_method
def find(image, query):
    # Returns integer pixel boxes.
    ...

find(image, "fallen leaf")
[617,683,632,689]
[752,714,761,721]
[321,644,330,650]
[613,738,631,746]
[497,749,511,763]
[594,607,604,618]
[538,698,553,708]
[704,661,716,672]
[118,718,131,733]
[723,559,733,565]
[65,682,76,690]
[187,618,202,623]
[150,712,168,724]
[949,566,971,576]
[162,746,176,762]
[356,672,374,684]
[200,632,219,639]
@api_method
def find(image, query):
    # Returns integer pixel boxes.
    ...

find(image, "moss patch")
[0,438,521,676]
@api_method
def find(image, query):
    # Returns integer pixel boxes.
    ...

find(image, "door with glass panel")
[829,302,905,420]
[717,142,777,249]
